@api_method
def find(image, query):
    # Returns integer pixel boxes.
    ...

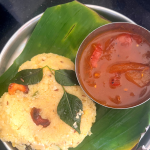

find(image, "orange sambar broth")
[78,29,150,108]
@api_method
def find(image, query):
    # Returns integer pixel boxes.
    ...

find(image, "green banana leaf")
[0,1,150,150]
[71,103,150,150]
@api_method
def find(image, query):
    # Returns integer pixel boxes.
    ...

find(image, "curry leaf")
[55,69,79,86]
[57,90,83,133]
[11,68,43,85]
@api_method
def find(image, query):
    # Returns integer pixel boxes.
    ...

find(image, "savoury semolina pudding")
[0,53,96,150]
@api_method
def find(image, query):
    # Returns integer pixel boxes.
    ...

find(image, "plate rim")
[86,4,136,24]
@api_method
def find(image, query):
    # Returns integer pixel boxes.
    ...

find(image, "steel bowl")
[75,22,150,109]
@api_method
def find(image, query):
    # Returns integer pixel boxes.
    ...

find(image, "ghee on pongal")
[0,53,96,150]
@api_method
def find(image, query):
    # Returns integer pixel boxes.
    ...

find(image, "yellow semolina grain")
[0,53,96,150]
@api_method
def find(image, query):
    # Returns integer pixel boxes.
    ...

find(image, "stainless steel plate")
[0,5,135,150]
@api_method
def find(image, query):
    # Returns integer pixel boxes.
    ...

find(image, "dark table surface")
[1,0,150,149]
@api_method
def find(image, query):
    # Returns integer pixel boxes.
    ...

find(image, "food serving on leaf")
[1,1,150,150]
[78,30,150,108]
[0,53,96,150]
